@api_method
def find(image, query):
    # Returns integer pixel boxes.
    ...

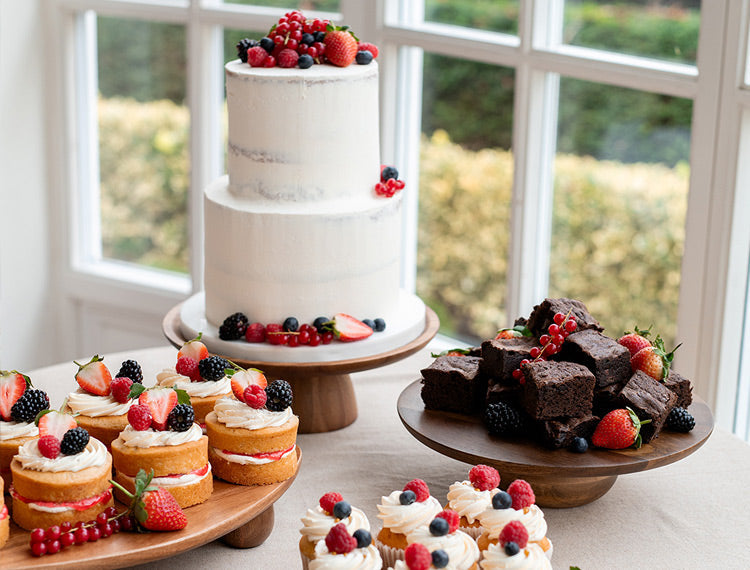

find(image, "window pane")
[563,0,701,65]
[419,54,515,343]
[221,0,339,10]
[97,17,189,273]
[424,0,519,35]
[551,77,692,348]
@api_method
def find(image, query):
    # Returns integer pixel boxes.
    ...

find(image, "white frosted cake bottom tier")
[179,291,426,363]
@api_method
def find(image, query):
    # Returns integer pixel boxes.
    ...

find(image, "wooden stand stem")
[220,505,275,548]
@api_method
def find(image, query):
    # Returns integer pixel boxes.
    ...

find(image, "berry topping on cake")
[469,464,501,491]
[277,48,299,68]
[328,313,373,342]
[617,326,652,357]
[175,356,201,382]
[571,436,589,453]
[506,479,535,510]
[0,370,29,421]
[631,337,678,380]
[198,355,230,381]
[436,509,460,533]
[404,543,433,570]
[324,522,357,554]
[243,384,267,409]
[298,53,314,69]
[484,401,525,436]
[167,404,195,432]
[429,515,450,536]
[219,312,249,340]
[230,368,268,401]
[246,45,268,67]
[324,28,358,67]
[60,426,90,455]
[113,469,188,531]
[117,359,143,384]
[127,404,153,431]
[37,410,77,439]
[265,379,293,411]
[499,520,529,550]
[319,492,344,515]
[313,316,329,332]
[357,42,379,58]
[137,387,182,431]
[666,406,695,432]
[244,322,267,343]
[432,549,449,568]
[592,407,651,449]
[110,377,134,404]
[399,490,417,505]
[10,387,49,422]
[235,38,258,62]
[177,334,209,362]
[355,50,373,65]
[73,355,112,396]
[332,500,352,520]
[381,165,399,181]
[403,478,430,502]
[492,490,513,510]
[38,435,61,459]
[283,316,300,332]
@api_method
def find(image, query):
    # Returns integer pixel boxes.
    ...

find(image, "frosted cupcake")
[446,464,501,539]
[300,492,371,568]
[405,511,480,569]
[476,480,552,560]
[309,523,382,570]
[390,543,456,570]
[375,478,443,567]
[479,521,551,569]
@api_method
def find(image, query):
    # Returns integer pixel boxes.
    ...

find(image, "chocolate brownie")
[617,371,678,443]
[663,370,693,408]
[556,329,631,387]
[480,337,538,382]
[486,382,522,407]
[525,298,603,338]
[535,415,600,449]
[520,360,595,420]
[593,381,625,416]
[420,356,488,414]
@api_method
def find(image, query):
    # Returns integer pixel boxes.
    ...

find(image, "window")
[49,1,750,439]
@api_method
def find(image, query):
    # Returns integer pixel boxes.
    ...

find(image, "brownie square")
[617,371,678,443]
[664,370,693,408]
[486,382,522,407]
[593,381,625,416]
[520,360,595,420]
[556,329,631,387]
[480,337,539,382]
[420,356,488,414]
[525,298,603,338]
[535,415,600,449]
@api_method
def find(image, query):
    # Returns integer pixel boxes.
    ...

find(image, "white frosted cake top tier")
[225,59,380,204]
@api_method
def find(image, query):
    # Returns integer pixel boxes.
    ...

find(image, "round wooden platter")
[163,304,440,434]
[397,380,714,508]
[1,448,301,569]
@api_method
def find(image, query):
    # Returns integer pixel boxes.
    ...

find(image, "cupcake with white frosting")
[479,521,551,569]
[446,464,501,539]
[309,523,382,570]
[405,510,480,569]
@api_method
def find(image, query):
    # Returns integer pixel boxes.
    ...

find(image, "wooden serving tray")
[397,380,713,507]
[1,448,301,569]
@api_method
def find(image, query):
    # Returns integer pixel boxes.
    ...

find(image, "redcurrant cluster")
[269,10,330,60]
[29,506,134,557]
[263,322,334,347]
[374,165,405,197]
[511,311,577,384]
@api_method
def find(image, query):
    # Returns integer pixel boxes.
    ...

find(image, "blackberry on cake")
[420,355,488,414]
[218,311,249,340]
[167,403,195,432]
[198,355,230,381]
[10,388,49,422]
[117,359,143,384]
[235,38,258,62]
[265,379,293,411]
[665,406,695,432]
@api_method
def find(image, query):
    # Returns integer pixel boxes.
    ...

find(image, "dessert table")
[14,344,750,569]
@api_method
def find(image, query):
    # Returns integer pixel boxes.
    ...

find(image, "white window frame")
[45,0,750,433]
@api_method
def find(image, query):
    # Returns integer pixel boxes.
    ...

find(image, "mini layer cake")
[534,415,600,449]
[309,524,382,570]
[300,491,371,567]
[0,478,8,549]
[525,297,602,338]
[63,355,138,448]
[405,511,480,570]
[0,371,49,489]
[480,337,539,383]
[556,329,631,387]
[479,521,552,570]
[10,411,114,530]
[420,356,487,414]
[617,371,678,443]
[520,360,595,420]
[111,386,212,508]
[446,465,501,539]
[206,373,298,485]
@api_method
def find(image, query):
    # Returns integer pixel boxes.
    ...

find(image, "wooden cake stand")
[163,304,440,434]
[1,448,300,568]
[397,380,713,508]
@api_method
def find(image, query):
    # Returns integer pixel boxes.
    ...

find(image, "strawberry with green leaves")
[177,333,209,363]
[111,469,187,531]
[36,409,78,439]
[618,325,652,357]
[0,370,29,421]
[591,407,651,449]
[630,336,680,381]
[324,26,358,67]
[74,355,112,396]
[230,368,268,402]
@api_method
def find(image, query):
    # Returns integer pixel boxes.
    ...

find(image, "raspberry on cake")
[9,411,114,531]
[446,465,502,538]
[111,386,212,509]
[206,378,298,485]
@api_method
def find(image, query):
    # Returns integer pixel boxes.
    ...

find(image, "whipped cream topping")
[300,504,370,543]
[447,480,499,525]
[478,505,548,543]
[66,388,133,417]
[0,419,38,441]
[479,541,552,569]
[15,437,109,473]
[212,444,295,465]
[376,490,442,536]
[117,423,203,448]
[213,396,293,429]
[10,486,112,514]
[406,526,480,569]
[156,368,232,398]
[309,541,382,570]
[118,464,212,487]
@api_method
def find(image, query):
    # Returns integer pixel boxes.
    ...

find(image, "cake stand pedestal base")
[221,505,275,548]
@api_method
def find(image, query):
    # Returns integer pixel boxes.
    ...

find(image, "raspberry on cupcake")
[308,523,382,569]
[389,542,452,570]
[479,521,552,569]
[404,510,480,569]
[446,464,501,539]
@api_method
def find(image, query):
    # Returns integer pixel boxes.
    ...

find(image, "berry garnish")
[666,406,695,432]
[353,528,371,548]
[110,376,134,404]
[570,436,589,453]
[167,404,195,432]
[328,313,373,342]
[265,379,293,411]
[277,48,299,68]
[355,50,373,65]
[175,356,201,382]
[127,404,153,431]
[404,542,432,570]
[506,479,535,510]
[591,407,650,449]
[245,322,266,343]
[617,326,653,357]
[177,334,209,362]
[319,492,344,515]
[492,490,512,510]
[373,318,386,332]
[432,549,449,568]
[73,355,112,396]
[111,469,187,531]
[484,401,524,436]
[381,165,399,181]
[235,38,258,62]
[429,516,450,536]
[219,312,249,340]
[283,317,299,332]
[10,387,49,423]
[332,500,352,520]
[499,520,529,549]
[630,336,679,381]
[37,410,77,439]
[230,368,268,401]
[137,387,182,431]
[246,45,268,67]
[298,53,314,69]
[436,509,460,533]
[469,464,501,491]
[60,427,90,455]
[399,490,416,505]
[198,355,230,381]
[312,316,329,333]
[324,28,358,67]
[117,359,143,384]
[243,384,267,409]
[0,370,29,421]
[357,41,379,58]
[38,435,61,459]
[266,323,289,345]
[403,479,429,502]
[324,523,357,554]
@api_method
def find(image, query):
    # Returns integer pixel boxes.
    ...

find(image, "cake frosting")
[117,423,203,448]
[117,463,211,487]
[156,368,232,398]
[213,395,294,429]
[300,505,371,543]
[310,539,383,570]
[377,490,443,536]
[0,420,38,440]
[479,541,551,570]
[212,444,295,465]
[66,388,134,417]
[15,437,109,472]
[447,480,499,525]
[478,505,548,544]
[406,526,480,569]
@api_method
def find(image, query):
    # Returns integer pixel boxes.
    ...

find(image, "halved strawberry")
[330,313,373,342]
[74,355,112,396]
[177,334,209,363]
[230,368,268,402]
[0,371,29,421]
[139,388,179,430]
[37,410,78,439]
